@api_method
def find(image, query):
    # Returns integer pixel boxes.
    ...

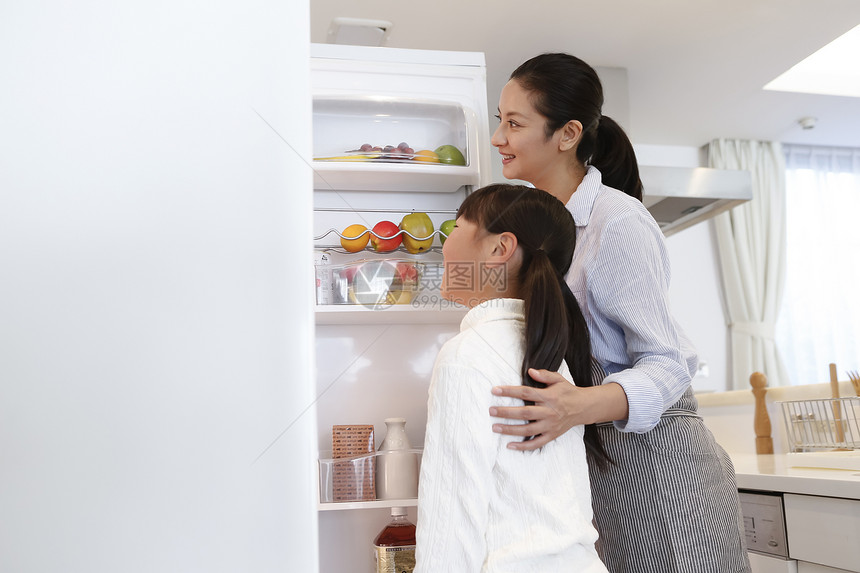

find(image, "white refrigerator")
[1,1,318,571]
[309,44,492,572]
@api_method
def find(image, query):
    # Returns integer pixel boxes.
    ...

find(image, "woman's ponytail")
[590,115,643,201]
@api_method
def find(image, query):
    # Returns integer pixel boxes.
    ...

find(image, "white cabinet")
[796,563,856,573]
[784,494,860,572]
[749,553,798,573]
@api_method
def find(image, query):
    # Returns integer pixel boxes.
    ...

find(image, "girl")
[415,184,609,573]
[488,53,750,573]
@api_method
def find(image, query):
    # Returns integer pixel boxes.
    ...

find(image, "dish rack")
[779,397,860,452]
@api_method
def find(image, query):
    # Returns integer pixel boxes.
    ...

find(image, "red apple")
[370,220,402,252]
[395,262,419,283]
[339,264,360,283]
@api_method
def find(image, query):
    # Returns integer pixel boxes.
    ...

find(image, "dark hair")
[457,184,611,469]
[510,53,643,202]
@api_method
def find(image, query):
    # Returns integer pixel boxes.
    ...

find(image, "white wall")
[0,2,317,571]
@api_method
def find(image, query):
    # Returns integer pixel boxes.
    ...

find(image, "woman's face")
[491,79,563,186]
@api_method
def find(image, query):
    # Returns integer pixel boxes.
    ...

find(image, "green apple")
[434,145,466,166]
[400,212,435,254]
[439,219,456,244]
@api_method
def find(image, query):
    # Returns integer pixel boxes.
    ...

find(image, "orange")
[340,224,370,252]
[412,149,440,163]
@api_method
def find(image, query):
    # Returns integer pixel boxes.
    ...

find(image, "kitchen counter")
[731,453,860,499]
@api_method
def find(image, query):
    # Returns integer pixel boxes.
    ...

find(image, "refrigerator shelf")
[313,160,479,193]
[318,498,418,512]
[315,304,467,325]
[312,94,480,193]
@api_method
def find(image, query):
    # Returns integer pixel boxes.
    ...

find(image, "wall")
[0,2,317,571]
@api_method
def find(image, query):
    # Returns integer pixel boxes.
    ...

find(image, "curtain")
[776,145,860,385]
[708,139,790,389]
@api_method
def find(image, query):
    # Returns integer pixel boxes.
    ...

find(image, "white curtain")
[776,145,860,385]
[708,139,790,389]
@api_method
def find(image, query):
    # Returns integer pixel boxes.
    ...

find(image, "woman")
[487,53,750,573]
[415,184,610,572]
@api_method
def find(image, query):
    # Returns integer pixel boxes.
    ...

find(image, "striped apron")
[589,387,752,573]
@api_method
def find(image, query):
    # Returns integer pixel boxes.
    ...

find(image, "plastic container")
[318,450,423,504]
[315,259,425,307]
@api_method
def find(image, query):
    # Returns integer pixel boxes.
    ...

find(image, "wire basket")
[779,397,860,452]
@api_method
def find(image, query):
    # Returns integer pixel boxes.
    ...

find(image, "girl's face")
[491,80,564,186]
[441,217,506,307]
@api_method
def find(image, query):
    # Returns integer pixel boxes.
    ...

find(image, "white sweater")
[415,299,607,573]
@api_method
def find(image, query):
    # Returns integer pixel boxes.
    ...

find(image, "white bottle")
[376,417,419,500]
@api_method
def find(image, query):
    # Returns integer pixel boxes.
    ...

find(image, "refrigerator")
[309,44,492,572]
[1,2,318,571]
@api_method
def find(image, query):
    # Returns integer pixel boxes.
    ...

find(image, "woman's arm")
[491,209,695,448]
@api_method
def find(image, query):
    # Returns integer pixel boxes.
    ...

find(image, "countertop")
[731,453,860,499]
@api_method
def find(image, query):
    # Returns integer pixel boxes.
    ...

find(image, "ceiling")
[310,0,860,150]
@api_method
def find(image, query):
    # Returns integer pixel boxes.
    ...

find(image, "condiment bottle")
[373,506,416,573]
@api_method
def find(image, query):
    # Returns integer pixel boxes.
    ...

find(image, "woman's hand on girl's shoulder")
[489,369,629,451]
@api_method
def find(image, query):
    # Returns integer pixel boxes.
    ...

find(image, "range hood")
[639,165,752,237]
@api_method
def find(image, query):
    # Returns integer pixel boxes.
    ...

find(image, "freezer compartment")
[312,96,480,192]
[318,449,423,504]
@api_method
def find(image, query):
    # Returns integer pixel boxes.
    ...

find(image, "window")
[776,145,860,385]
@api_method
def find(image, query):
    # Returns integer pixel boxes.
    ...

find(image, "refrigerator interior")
[311,43,490,572]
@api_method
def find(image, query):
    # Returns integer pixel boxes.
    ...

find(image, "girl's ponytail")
[520,249,568,393]
[519,249,612,470]
[559,279,612,470]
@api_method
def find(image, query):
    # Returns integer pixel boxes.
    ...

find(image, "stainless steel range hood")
[639,165,752,237]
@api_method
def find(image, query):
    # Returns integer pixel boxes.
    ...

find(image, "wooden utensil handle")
[750,372,773,455]
[829,363,845,443]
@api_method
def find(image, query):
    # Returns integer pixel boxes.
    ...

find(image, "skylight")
[764,23,860,98]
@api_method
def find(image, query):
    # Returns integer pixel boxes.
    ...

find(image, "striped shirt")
[565,167,698,433]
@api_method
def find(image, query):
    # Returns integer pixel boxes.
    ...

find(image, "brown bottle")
[373,507,416,573]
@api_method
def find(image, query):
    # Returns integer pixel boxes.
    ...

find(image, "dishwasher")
[738,490,797,573]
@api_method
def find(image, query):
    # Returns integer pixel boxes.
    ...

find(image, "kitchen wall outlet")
[695,361,710,378]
